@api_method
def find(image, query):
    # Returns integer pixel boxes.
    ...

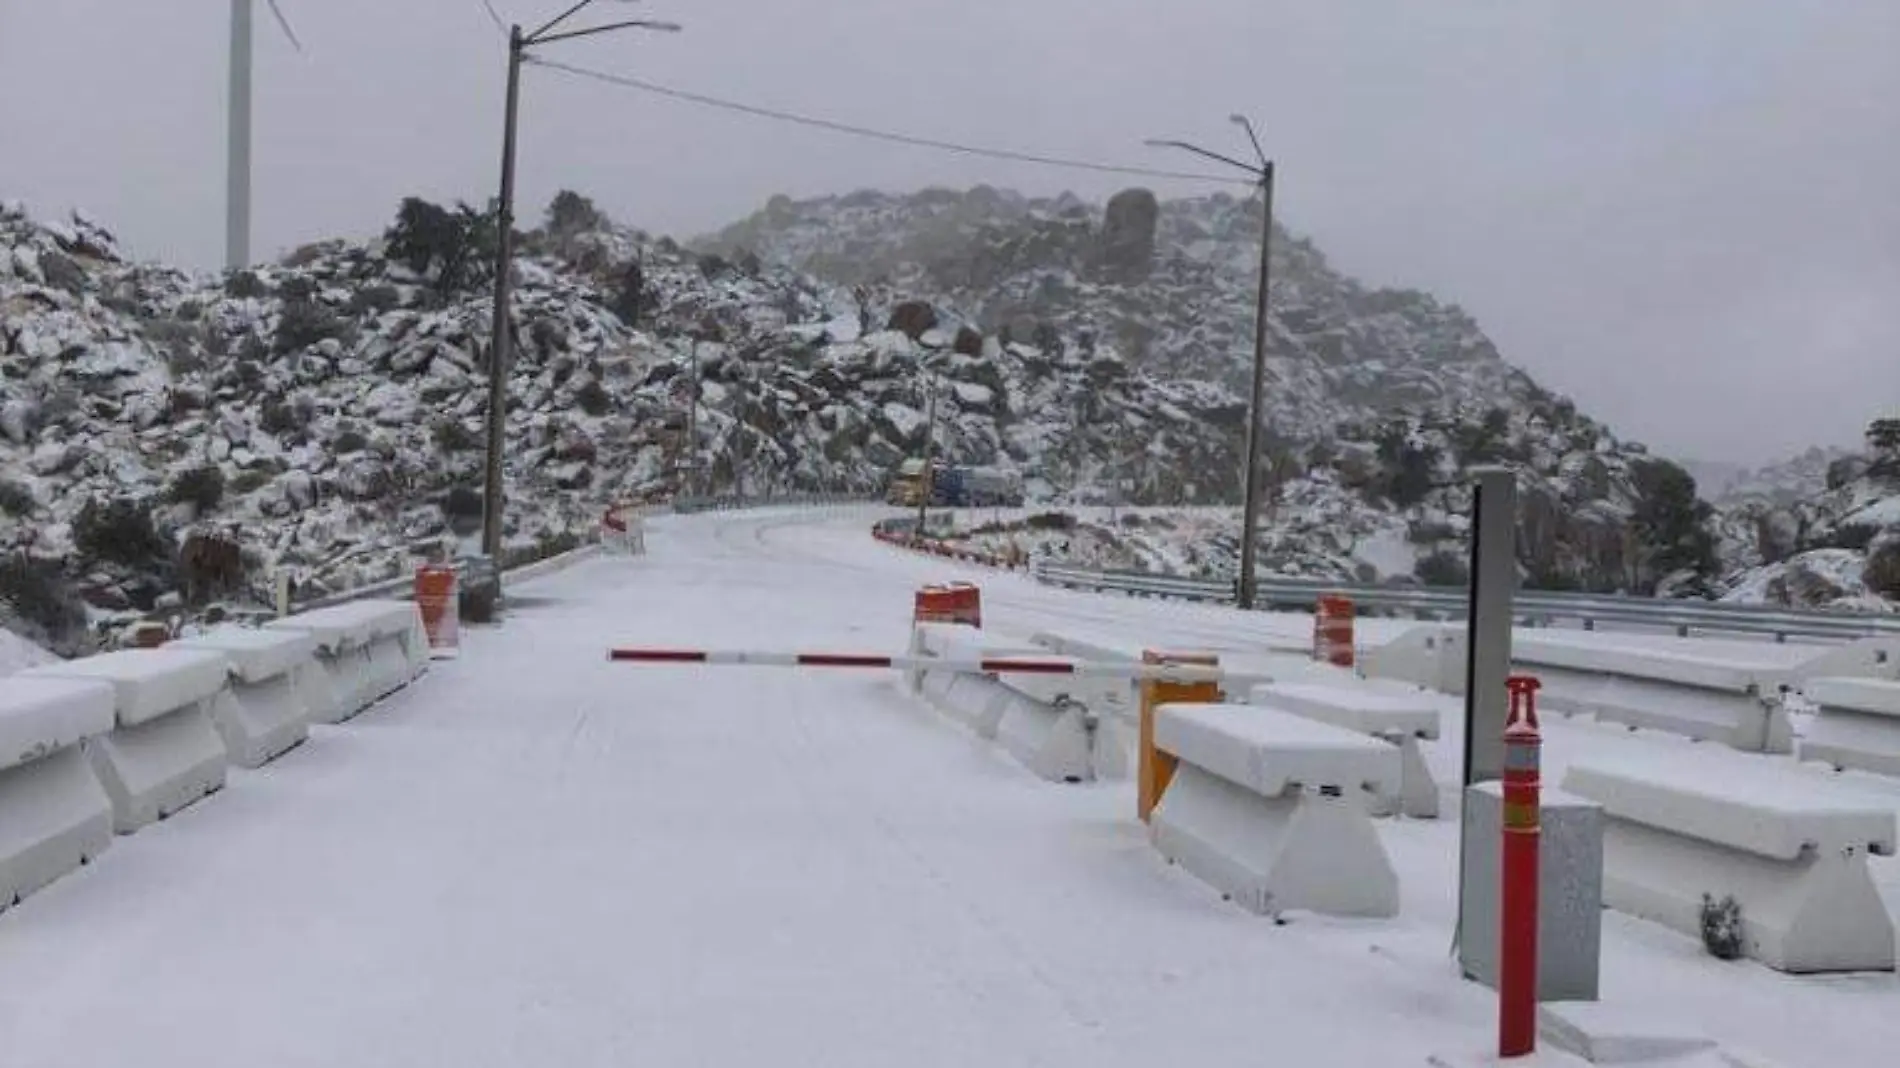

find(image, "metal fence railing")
[1030,563,1900,643]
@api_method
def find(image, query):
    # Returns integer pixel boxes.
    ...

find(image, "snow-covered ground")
[0,627,55,675]
[1,505,1894,1066]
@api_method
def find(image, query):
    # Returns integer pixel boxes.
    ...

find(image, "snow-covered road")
[1,506,1894,1067]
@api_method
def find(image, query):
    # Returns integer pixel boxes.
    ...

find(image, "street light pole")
[1240,161,1274,611]
[481,24,524,559]
[481,1,681,560]
[915,374,938,538]
[686,342,700,498]
[1146,116,1275,609]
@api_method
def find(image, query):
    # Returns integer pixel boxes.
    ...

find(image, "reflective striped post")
[1499,674,1543,1058]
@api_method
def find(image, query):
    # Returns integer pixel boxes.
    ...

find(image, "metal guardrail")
[1031,563,1900,643]
[292,495,873,611]
[669,493,877,515]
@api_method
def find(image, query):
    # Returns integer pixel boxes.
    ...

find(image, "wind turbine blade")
[264,0,305,52]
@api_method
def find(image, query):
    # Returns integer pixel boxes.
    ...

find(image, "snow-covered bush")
[1699,894,1746,960]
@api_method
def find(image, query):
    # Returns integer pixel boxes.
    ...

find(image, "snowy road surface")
[2,506,1895,1067]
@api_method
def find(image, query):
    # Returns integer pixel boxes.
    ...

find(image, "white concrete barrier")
[171,627,319,768]
[1364,628,1900,756]
[1028,629,1276,727]
[267,600,427,723]
[1514,634,1795,754]
[1799,676,1900,779]
[1358,623,1468,696]
[1247,681,1443,818]
[911,624,1111,783]
[1150,702,1402,918]
[22,650,231,834]
[1563,754,1896,973]
[0,677,117,911]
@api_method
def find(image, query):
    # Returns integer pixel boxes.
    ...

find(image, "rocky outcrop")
[1095,188,1159,282]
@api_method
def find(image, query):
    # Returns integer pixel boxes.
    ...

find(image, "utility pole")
[1147,115,1274,609]
[736,379,748,505]
[915,375,938,537]
[481,2,681,559]
[481,24,523,559]
[685,342,700,498]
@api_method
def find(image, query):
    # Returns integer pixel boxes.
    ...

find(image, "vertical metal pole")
[225,0,254,272]
[1236,164,1274,610]
[481,26,524,559]
[686,342,700,499]
[735,379,747,504]
[1464,466,1517,785]
[915,375,937,537]
[1456,465,1518,961]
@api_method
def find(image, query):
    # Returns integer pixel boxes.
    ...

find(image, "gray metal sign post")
[1463,466,1517,787]
[1455,466,1517,959]
[1453,469,1605,1001]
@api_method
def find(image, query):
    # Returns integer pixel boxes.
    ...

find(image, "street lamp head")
[1230,113,1270,169]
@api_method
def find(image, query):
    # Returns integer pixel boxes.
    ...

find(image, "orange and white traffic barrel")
[1313,594,1355,668]
[415,564,460,659]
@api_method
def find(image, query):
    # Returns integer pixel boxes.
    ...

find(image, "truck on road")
[885,460,1025,508]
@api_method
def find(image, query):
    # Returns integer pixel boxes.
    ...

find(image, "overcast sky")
[2,1,1894,468]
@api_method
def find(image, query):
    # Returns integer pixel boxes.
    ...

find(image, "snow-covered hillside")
[0,194,1257,653]
[1688,445,1853,507]
[1717,425,1900,610]
[9,182,1848,659]
[703,187,1729,598]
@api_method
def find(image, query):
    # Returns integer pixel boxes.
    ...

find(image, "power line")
[478,0,508,38]
[525,57,1251,186]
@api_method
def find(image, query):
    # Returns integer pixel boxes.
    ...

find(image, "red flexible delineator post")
[1499,674,1543,1058]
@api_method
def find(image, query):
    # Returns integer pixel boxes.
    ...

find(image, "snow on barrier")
[170,627,318,769]
[1149,701,1402,918]
[21,649,231,834]
[0,677,116,911]
[1359,623,1468,696]
[266,600,428,723]
[1028,630,1280,728]
[1798,677,1900,779]
[1364,627,1900,752]
[1030,631,1143,727]
[1562,753,1897,973]
[911,622,1115,782]
[1513,634,1797,753]
[1246,681,1442,818]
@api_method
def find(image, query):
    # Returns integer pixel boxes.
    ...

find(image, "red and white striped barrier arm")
[605,647,1227,682]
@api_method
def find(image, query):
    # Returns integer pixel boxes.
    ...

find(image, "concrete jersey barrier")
[266,600,427,723]
[1364,626,1900,752]
[171,626,320,769]
[0,677,117,911]
[1798,677,1900,779]
[1246,681,1443,819]
[1563,754,1896,973]
[1516,633,1797,754]
[910,623,1119,783]
[21,649,232,834]
[1149,702,1402,919]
